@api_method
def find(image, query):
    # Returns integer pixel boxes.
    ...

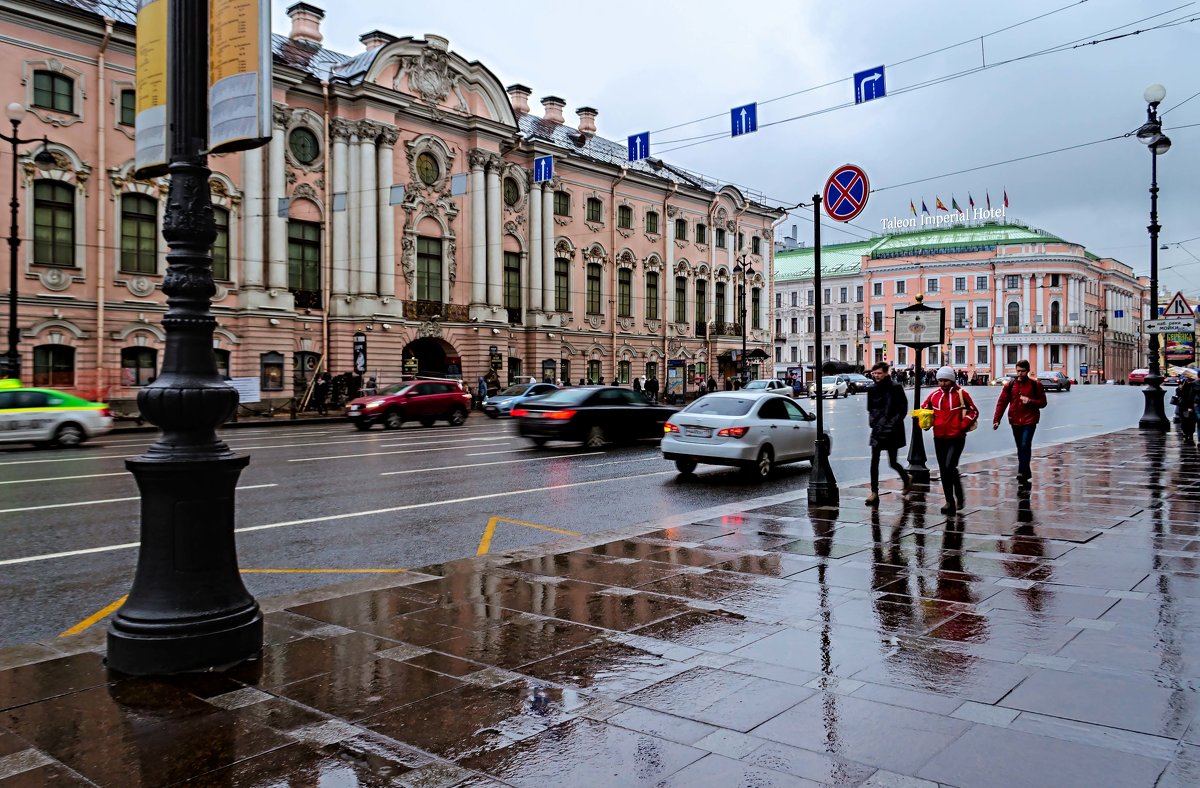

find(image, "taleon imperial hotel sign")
[881,204,1007,232]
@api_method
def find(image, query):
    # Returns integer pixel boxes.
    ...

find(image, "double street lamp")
[2,102,55,380]
[1135,83,1172,431]
[733,257,755,384]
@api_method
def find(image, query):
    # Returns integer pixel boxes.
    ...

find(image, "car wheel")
[486,412,499,419]
[448,409,467,427]
[584,425,607,448]
[54,423,86,448]
[353,422,371,431]
[675,459,697,475]
[419,417,435,428]
[383,411,403,430]
[746,446,774,480]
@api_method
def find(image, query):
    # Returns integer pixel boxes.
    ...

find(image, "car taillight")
[100,407,111,418]
[511,408,529,417]
[545,409,575,420]
[717,426,750,438]
[664,422,679,434]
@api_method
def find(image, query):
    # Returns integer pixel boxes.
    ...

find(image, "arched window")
[617,360,631,384]
[33,344,75,388]
[212,206,230,281]
[617,205,632,229]
[645,271,659,320]
[33,70,73,113]
[1007,301,1020,329]
[33,180,75,267]
[586,197,602,223]
[554,259,569,312]
[120,347,157,387]
[645,211,659,235]
[1050,301,1061,331]
[260,351,284,391]
[586,263,601,314]
[674,219,687,241]
[121,194,158,274]
[617,268,632,317]
[417,236,443,302]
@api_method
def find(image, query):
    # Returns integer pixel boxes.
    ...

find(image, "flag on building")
[921,200,929,215]
[986,192,991,210]
[1003,189,1009,208]
[935,197,948,212]
[909,199,917,216]
[968,193,975,209]
[951,196,962,213]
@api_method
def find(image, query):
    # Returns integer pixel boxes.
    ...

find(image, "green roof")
[776,240,877,281]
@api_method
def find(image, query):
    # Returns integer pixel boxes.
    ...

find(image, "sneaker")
[865,492,879,506]
[940,503,957,515]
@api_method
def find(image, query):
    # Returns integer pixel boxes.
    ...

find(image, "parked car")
[742,379,790,393]
[0,380,113,447]
[481,382,558,418]
[513,386,676,448]
[346,379,471,430]
[808,375,849,398]
[662,391,827,480]
[993,374,1017,386]
[1128,368,1150,385]
[1037,371,1072,392]
[844,373,875,394]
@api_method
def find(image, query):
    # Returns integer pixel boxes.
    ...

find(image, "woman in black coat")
[866,362,912,505]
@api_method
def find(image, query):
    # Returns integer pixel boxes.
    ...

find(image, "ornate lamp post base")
[807,434,840,505]
[1138,378,1170,431]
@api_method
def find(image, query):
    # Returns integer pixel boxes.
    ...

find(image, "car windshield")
[822,376,837,384]
[379,383,412,395]
[498,385,529,396]
[529,388,592,406]
[743,380,771,389]
[682,397,754,416]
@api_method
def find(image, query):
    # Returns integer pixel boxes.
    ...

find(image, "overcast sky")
[272,0,1200,295]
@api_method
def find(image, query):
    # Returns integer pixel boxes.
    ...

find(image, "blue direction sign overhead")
[533,155,554,183]
[627,132,650,162]
[823,164,870,222]
[854,66,886,104]
[730,103,758,137]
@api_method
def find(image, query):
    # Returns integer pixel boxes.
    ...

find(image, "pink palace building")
[0,0,781,410]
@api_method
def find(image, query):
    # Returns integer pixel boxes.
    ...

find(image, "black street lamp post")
[1136,83,1172,431]
[807,195,838,505]
[2,102,55,380]
[734,257,754,385]
[106,0,262,674]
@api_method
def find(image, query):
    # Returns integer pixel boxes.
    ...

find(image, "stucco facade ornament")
[272,103,292,129]
[616,250,636,269]
[292,183,319,204]
[617,317,634,332]
[330,118,355,142]
[583,243,608,267]
[585,313,603,330]
[673,260,691,276]
[645,319,661,334]
[400,235,416,284]
[417,319,444,339]
[726,220,737,232]
[396,43,468,114]
[126,276,155,297]
[644,255,663,273]
[554,238,576,261]
[559,312,572,327]
[446,239,457,287]
[213,284,230,302]
[405,134,456,193]
[379,125,400,147]
[39,267,72,291]
[666,205,678,218]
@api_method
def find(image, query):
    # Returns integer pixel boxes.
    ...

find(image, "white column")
[995,275,1004,329]
[241,146,264,289]
[358,127,378,296]
[267,121,287,290]
[331,124,349,297]
[377,128,396,300]
[529,183,542,313]
[485,161,502,306]
[347,131,361,294]
[541,186,554,312]
[469,153,486,305]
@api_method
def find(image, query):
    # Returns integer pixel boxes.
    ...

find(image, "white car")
[808,375,849,398]
[0,382,113,447]
[662,391,825,480]
[742,379,790,392]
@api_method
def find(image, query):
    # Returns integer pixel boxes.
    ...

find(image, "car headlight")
[364,400,385,409]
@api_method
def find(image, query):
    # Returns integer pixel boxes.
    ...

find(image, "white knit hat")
[936,366,956,381]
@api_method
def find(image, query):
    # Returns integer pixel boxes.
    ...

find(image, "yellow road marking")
[477,516,580,556]
[59,595,127,637]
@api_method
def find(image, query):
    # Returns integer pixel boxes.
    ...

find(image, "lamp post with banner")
[894,295,945,485]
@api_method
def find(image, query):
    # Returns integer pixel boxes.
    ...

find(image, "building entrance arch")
[402,337,461,379]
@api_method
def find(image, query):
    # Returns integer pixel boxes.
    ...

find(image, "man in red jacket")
[992,359,1048,485]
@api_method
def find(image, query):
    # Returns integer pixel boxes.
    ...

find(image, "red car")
[1128,368,1149,385]
[346,379,471,430]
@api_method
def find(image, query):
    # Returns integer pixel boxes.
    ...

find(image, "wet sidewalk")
[2,428,1199,787]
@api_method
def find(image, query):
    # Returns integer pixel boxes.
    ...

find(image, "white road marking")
[582,456,665,468]
[0,471,129,485]
[466,448,536,456]
[0,483,278,515]
[0,471,672,567]
[380,452,603,476]
[292,442,513,462]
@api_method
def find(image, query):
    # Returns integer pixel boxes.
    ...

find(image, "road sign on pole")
[1161,291,1194,318]
[853,66,886,104]
[823,164,870,222]
[730,103,758,137]
[1144,318,1197,334]
[627,132,649,162]
[533,155,554,183]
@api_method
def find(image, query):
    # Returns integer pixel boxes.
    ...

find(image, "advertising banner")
[134,0,169,177]
[209,0,273,153]
[352,332,367,375]
[1164,333,1195,364]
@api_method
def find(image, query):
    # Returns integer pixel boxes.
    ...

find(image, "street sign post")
[533,155,554,183]
[854,66,886,104]
[627,132,649,162]
[823,164,870,222]
[730,103,758,137]
[1144,318,1197,334]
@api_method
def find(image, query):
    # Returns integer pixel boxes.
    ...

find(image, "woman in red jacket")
[922,366,979,514]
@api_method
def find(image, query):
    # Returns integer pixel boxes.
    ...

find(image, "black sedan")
[513,386,677,448]
[1037,371,1072,392]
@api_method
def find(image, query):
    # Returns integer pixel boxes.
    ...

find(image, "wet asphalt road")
[0,384,1148,647]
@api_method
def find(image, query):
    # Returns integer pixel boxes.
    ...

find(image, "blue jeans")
[1011,424,1037,478]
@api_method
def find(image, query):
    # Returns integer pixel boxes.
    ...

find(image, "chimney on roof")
[791,224,797,239]
[506,84,531,114]
[576,106,598,135]
[540,95,565,125]
[360,30,397,51]
[286,2,324,45]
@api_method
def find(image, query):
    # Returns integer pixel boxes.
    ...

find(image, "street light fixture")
[733,257,754,385]
[2,102,56,380]
[1136,83,1172,431]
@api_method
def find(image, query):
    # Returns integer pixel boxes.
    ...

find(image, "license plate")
[684,426,712,438]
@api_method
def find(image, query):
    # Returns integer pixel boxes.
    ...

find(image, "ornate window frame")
[406,134,455,194]
[584,193,604,231]
[209,172,243,294]
[616,201,634,237]
[109,159,166,293]
[284,108,325,172]
[22,143,90,288]
[501,163,528,213]
[23,59,85,127]
[111,80,137,140]
[643,207,661,240]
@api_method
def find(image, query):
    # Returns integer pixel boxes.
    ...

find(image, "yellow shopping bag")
[911,408,934,431]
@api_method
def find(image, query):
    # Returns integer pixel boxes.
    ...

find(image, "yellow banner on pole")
[209,0,272,153]
[133,0,168,178]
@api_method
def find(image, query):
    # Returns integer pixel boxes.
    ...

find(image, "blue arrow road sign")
[533,155,554,183]
[627,132,650,162]
[730,103,758,137]
[854,65,886,104]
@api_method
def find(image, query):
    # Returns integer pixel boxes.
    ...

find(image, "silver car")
[481,382,558,418]
[661,391,822,480]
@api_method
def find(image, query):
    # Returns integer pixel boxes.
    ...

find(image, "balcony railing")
[717,322,742,336]
[403,299,444,320]
[293,289,322,310]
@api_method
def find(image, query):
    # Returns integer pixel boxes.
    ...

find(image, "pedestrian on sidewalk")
[865,361,911,506]
[922,366,979,514]
[1174,368,1197,442]
[992,359,1047,485]
[646,375,659,403]
[313,372,330,416]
